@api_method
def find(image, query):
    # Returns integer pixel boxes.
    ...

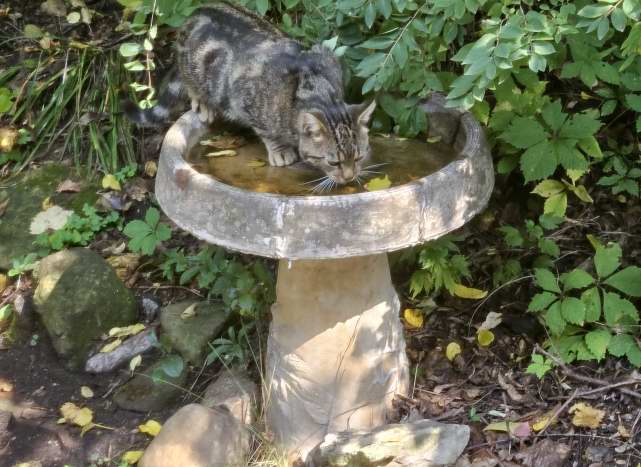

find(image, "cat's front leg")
[262,139,299,167]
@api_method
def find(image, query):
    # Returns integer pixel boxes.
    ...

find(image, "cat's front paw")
[269,148,298,167]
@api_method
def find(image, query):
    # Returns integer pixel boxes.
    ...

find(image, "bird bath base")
[266,254,408,460]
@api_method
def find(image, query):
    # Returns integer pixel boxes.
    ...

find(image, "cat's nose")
[342,167,355,181]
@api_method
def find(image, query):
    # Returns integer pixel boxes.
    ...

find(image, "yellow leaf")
[204,149,237,158]
[80,422,95,436]
[60,402,93,427]
[129,354,142,373]
[586,234,603,251]
[102,174,121,191]
[108,323,145,338]
[0,127,18,152]
[100,338,122,353]
[139,419,162,436]
[403,308,423,328]
[180,303,198,320]
[247,159,266,168]
[532,408,558,432]
[569,402,605,429]
[80,386,94,398]
[446,342,461,361]
[41,196,55,210]
[477,329,495,347]
[364,175,392,191]
[0,273,7,294]
[122,450,144,464]
[144,160,158,177]
[452,283,488,300]
[427,135,442,143]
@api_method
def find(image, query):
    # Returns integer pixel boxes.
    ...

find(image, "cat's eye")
[328,160,341,167]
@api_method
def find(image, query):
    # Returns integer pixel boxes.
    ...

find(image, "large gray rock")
[0,164,98,270]
[33,248,137,369]
[139,403,250,467]
[160,301,227,364]
[113,359,187,412]
[311,419,470,467]
[202,368,258,425]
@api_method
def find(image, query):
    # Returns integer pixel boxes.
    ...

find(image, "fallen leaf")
[129,354,142,372]
[427,135,442,143]
[403,308,424,328]
[532,407,559,432]
[618,423,631,438]
[102,242,127,255]
[144,160,157,177]
[29,206,73,235]
[100,338,122,353]
[497,373,524,402]
[121,450,144,464]
[139,419,162,436]
[514,439,571,467]
[479,311,502,330]
[66,11,80,23]
[80,386,94,398]
[180,303,198,320]
[204,149,237,158]
[41,196,55,210]
[0,274,7,294]
[41,0,67,17]
[56,179,82,193]
[0,127,18,152]
[247,159,266,168]
[24,24,43,39]
[453,283,488,299]
[569,402,605,429]
[446,342,462,361]
[108,323,145,338]
[484,420,531,437]
[364,175,392,191]
[200,135,247,149]
[106,254,141,280]
[101,174,121,191]
[477,329,495,347]
[59,402,93,428]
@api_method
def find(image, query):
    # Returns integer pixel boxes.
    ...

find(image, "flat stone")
[113,359,187,412]
[311,419,470,467]
[202,368,258,425]
[85,329,156,373]
[160,301,227,364]
[0,164,98,270]
[33,248,137,369]
[139,403,251,467]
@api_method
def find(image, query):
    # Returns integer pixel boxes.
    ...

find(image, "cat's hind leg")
[261,138,299,167]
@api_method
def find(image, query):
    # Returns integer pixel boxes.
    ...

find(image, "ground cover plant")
[1,0,641,465]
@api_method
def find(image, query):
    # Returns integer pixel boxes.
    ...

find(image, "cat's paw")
[269,148,298,166]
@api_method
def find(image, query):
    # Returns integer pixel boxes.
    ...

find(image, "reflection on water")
[187,134,458,196]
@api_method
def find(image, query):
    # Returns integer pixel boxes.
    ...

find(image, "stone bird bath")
[155,94,494,462]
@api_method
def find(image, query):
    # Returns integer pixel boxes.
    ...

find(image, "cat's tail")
[122,67,186,128]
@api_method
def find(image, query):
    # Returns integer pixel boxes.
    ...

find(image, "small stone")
[141,295,161,322]
[113,359,187,412]
[202,368,258,425]
[85,329,156,373]
[160,301,228,364]
[585,446,614,464]
[311,419,470,467]
[139,404,250,467]
[33,248,137,369]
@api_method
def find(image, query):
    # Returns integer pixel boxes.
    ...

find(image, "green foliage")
[160,246,274,317]
[409,236,470,298]
[525,353,554,379]
[528,242,641,367]
[205,323,254,367]
[123,207,172,255]
[8,253,39,278]
[35,204,120,252]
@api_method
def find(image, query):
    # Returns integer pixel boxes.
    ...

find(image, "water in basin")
[187,133,458,196]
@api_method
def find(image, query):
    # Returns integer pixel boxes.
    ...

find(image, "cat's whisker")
[363,162,391,170]
[302,175,330,185]
[359,170,384,175]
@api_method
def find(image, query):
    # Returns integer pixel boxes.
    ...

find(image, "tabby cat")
[124,1,376,185]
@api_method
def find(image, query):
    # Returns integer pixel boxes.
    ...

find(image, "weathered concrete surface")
[155,95,494,260]
[266,255,409,460]
[139,404,250,467]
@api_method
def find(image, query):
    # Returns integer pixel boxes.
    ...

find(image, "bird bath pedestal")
[155,95,494,462]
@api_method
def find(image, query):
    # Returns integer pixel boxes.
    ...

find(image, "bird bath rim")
[155,95,494,259]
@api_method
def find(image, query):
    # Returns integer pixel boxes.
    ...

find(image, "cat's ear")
[351,100,376,128]
[298,111,327,140]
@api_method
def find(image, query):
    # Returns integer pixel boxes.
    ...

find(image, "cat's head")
[297,100,376,185]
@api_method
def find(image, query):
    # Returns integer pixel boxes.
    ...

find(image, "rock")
[311,419,470,467]
[113,359,187,412]
[0,164,98,270]
[141,295,161,322]
[160,301,228,364]
[202,368,258,425]
[585,446,613,464]
[33,248,137,369]
[85,329,157,373]
[139,403,250,467]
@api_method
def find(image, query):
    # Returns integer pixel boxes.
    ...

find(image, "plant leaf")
[446,342,462,361]
[585,330,611,361]
[403,308,424,328]
[452,283,488,299]
[604,266,641,297]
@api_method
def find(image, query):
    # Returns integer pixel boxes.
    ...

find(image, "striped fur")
[124,1,376,184]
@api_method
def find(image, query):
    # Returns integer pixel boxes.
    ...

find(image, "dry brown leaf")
[106,253,140,280]
[199,135,247,149]
[514,439,571,467]
[497,373,524,402]
[569,402,605,429]
[56,179,82,193]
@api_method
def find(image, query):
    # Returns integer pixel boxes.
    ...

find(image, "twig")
[535,345,641,400]
[538,389,578,435]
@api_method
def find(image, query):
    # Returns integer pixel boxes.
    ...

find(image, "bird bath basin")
[155,95,494,462]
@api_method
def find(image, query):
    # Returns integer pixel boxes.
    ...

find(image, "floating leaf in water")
[446,342,462,361]
[403,308,423,328]
[204,149,237,158]
[247,159,266,168]
[364,175,392,191]
[200,135,247,149]
[452,283,488,299]
[139,419,162,436]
